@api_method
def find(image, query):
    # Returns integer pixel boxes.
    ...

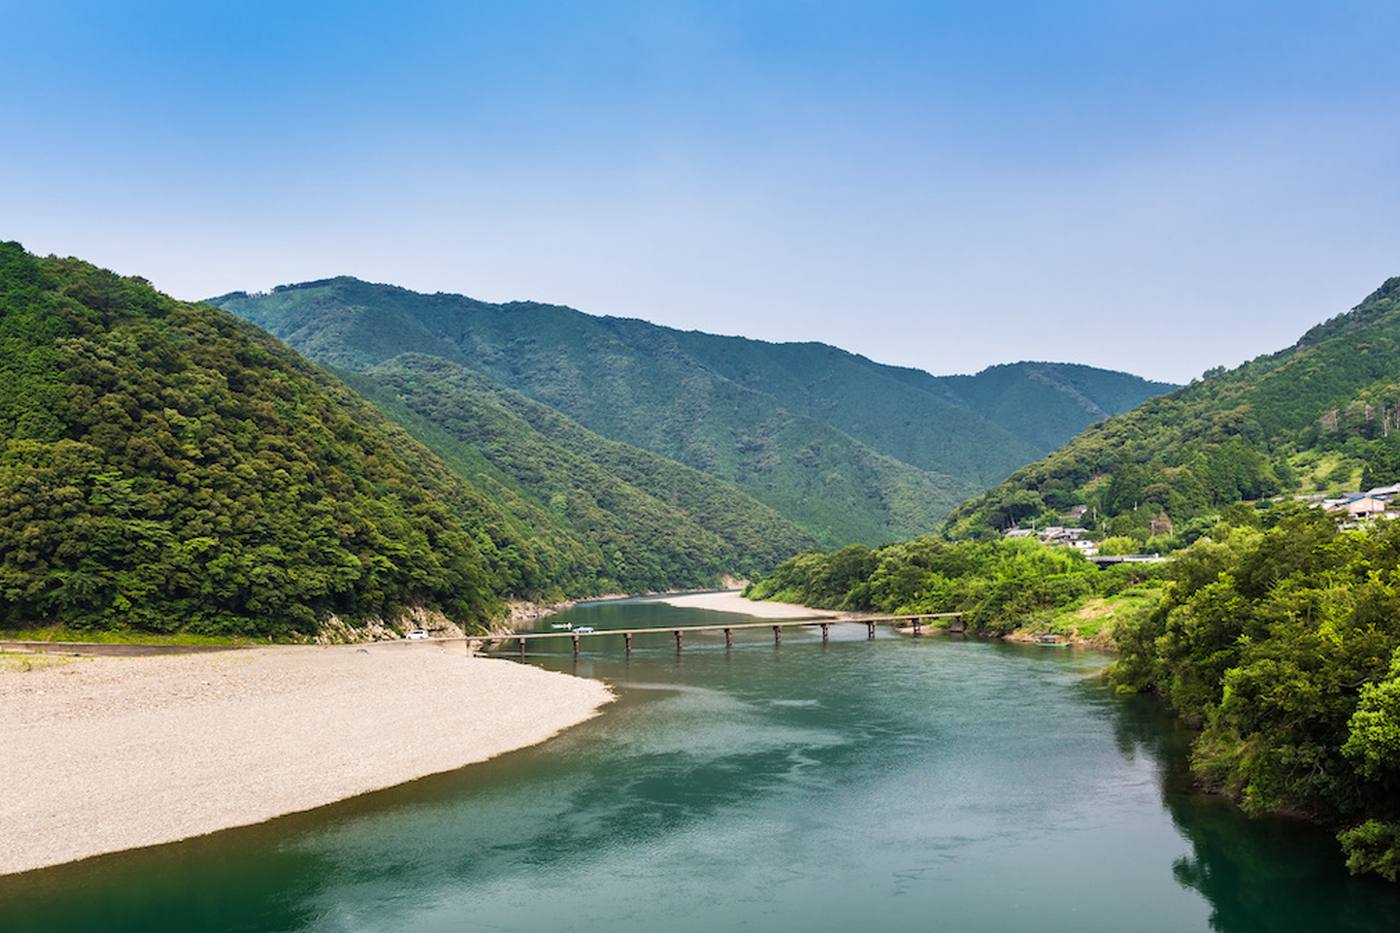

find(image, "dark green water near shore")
[3,596,1399,932]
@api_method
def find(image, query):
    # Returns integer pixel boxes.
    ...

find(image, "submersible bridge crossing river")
[471,612,966,657]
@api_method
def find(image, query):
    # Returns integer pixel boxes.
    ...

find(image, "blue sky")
[4,1,1399,382]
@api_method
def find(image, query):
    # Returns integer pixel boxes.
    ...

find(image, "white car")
[405,629,430,640]
[573,626,595,634]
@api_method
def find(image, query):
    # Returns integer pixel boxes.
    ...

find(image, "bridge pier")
[493,613,962,658]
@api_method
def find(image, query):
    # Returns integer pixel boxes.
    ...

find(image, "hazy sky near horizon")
[5,1,1399,383]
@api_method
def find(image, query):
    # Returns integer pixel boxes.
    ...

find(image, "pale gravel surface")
[0,643,612,876]
[656,590,838,618]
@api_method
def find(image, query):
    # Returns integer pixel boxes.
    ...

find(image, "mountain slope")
[213,278,1169,543]
[660,335,1173,483]
[0,244,811,637]
[932,361,1177,454]
[947,276,1400,541]
[631,330,1040,484]
[340,354,816,578]
[214,280,979,544]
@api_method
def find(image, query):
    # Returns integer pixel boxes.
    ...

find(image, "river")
[2,596,1398,932]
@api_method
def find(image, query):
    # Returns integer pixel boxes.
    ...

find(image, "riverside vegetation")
[1112,506,1400,882]
[746,503,1400,881]
[744,534,1165,646]
[0,244,810,638]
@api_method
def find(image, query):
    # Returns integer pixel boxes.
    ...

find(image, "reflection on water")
[1108,693,1400,931]
[2,596,1398,932]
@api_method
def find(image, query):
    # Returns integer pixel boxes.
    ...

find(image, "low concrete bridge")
[1087,554,1167,566]
[476,612,965,657]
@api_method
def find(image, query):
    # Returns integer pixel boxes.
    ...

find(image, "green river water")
[3,596,1399,932]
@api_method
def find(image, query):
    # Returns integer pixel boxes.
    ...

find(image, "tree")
[1098,536,1140,556]
[1343,648,1400,781]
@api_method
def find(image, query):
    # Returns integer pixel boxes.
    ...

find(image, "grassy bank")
[0,626,261,647]
[1005,584,1165,649]
[0,652,77,673]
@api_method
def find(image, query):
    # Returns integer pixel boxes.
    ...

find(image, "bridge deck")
[475,612,963,643]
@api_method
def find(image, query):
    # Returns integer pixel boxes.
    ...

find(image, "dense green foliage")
[745,535,1160,636]
[658,340,1173,485]
[214,279,1168,545]
[948,277,1400,544]
[0,244,558,637]
[1110,508,1400,880]
[344,354,816,583]
[931,361,1177,454]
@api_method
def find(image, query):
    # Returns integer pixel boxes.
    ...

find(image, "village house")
[1001,523,1104,555]
[1316,482,1400,524]
[1343,495,1391,519]
[1039,526,1090,545]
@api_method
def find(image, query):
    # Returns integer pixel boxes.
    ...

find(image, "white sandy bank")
[656,590,837,618]
[0,643,611,876]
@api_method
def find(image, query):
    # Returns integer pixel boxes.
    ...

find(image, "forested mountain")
[666,340,1174,483]
[0,244,810,637]
[932,362,1179,454]
[948,276,1400,543]
[340,354,815,579]
[213,278,1169,544]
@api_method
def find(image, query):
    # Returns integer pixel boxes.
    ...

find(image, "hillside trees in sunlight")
[947,277,1400,544]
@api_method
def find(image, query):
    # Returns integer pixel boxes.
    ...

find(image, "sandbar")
[655,590,839,618]
[0,643,611,876]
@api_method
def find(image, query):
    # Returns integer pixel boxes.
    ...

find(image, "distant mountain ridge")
[214,278,1171,545]
[947,274,1400,542]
